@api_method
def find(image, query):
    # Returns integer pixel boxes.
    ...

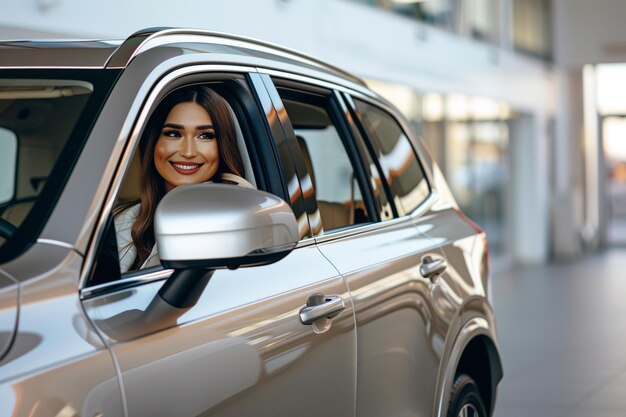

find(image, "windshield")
[0,69,119,262]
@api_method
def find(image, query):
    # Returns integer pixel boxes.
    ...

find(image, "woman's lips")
[169,161,203,175]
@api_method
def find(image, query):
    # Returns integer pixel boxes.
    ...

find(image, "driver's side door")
[81,70,356,417]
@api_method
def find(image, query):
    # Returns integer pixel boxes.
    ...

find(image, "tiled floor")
[491,248,626,417]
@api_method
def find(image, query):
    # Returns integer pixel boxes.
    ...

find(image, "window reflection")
[458,0,499,44]
[366,78,512,254]
[351,0,553,59]
[354,99,430,215]
[512,0,553,59]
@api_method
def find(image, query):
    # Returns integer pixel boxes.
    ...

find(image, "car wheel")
[447,374,487,417]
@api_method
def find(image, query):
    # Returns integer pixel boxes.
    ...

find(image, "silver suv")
[0,28,502,417]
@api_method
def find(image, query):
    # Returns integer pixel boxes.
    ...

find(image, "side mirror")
[153,183,299,307]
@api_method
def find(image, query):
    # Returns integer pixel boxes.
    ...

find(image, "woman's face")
[154,101,220,192]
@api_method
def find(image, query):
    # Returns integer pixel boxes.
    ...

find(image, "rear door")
[82,67,356,417]
[339,94,446,417]
[263,73,446,417]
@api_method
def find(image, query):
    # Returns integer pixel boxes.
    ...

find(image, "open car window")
[87,79,265,287]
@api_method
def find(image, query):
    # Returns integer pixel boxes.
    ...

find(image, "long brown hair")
[120,85,244,270]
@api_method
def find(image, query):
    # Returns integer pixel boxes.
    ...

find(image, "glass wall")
[351,0,553,59]
[511,0,552,59]
[596,64,626,246]
[457,0,499,44]
[367,79,513,255]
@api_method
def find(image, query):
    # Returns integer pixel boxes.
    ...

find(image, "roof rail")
[105,27,366,86]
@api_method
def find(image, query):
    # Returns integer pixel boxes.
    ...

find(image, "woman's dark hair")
[120,85,244,270]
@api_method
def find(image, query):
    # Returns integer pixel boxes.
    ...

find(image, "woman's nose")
[179,136,197,158]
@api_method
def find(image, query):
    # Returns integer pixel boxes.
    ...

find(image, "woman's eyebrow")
[162,123,214,129]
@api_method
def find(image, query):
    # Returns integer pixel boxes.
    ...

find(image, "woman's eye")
[198,131,216,140]
[162,130,181,138]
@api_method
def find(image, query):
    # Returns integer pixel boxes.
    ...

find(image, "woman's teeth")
[172,163,201,171]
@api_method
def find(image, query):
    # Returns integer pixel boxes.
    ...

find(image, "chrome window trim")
[81,237,315,299]
[257,68,376,100]
[107,28,365,87]
[37,238,81,254]
[296,238,316,248]
[409,189,439,220]
[80,268,173,300]
[78,63,259,291]
[313,190,438,244]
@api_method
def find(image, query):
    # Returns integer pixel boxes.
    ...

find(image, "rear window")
[353,99,430,215]
[0,69,119,262]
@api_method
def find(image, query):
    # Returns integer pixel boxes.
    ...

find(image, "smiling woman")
[154,101,221,191]
[114,85,255,273]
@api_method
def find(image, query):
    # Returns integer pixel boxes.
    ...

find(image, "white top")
[115,174,256,274]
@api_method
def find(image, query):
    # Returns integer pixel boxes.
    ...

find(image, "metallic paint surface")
[155,184,299,262]
[0,243,123,417]
[83,245,357,417]
[0,40,120,68]
[316,217,445,417]
[423,208,500,417]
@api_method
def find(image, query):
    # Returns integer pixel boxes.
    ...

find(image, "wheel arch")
[454,334,502,416]
[434,316,503,417]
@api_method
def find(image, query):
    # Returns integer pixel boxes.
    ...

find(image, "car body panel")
[0,243,123,417]
[315,215,446,417]
[83,245,357,417]
[0,40,121,68]
[421,205,502,416]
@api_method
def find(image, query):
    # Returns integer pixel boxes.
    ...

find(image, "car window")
[0,128,17,205]
[88,79,267,286]
[276,87,372,233]
[0,70,119,263]
[353,99,430,216]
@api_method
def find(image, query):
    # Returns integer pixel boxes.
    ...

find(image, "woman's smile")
[169,161,204,174]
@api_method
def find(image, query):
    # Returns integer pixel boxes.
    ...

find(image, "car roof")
[0,27,366,87]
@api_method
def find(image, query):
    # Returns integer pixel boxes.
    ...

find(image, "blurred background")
[3,1,626,415]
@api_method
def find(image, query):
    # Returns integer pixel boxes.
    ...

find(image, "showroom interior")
[2,0,626,415]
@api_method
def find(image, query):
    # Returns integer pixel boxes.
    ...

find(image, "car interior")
[0,80,93,245]
[281,97,369,232]
[103,87,259,278]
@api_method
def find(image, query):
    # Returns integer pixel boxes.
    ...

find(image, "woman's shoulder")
[114,202,141,229]
[220,173,256,189]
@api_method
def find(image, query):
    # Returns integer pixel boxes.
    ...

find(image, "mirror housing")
[154,183,299,270]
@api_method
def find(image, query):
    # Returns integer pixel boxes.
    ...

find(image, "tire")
[446,374,488,417]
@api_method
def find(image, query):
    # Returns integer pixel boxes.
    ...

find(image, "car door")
[264,73,447,417]
[81,69,356,417]
[339,94,450,417]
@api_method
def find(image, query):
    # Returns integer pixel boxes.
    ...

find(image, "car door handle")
[420,255,447,282]
[300,294,345,325]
